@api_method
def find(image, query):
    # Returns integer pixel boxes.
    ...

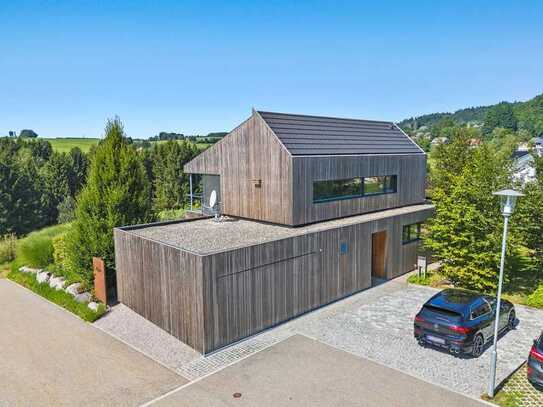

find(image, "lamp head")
[493,189,524,216]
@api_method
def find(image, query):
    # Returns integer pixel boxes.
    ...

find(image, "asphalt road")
[149,334,487,407]
[0,279,187,407]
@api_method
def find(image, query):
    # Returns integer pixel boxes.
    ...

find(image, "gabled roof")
[258,110,423,156]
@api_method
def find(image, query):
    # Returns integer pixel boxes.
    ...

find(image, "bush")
[52,233,68,266]
[527,285,543,308]
[16,224,72,268]
[0,234,17,263]
[157,208,185,221]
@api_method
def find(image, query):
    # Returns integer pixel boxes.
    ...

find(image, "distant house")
[512,137,543,184]
[114,109,434,354]
[468,138,482,148]
[431,137,448,147]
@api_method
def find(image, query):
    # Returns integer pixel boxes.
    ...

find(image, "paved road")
[0,279,187,407]
[149,335,486,407]
[101,276,543,397]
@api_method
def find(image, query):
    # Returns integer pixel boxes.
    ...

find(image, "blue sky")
[1,1,542,139]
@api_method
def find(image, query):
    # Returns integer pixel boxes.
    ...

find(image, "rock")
[36,271,50,284]
[74,292,92,304]
[65,283,82,296]
[19,266,40,274]
[49,276,66,290]
[88,301,100,312]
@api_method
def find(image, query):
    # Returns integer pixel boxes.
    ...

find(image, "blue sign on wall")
[340,242,348,254]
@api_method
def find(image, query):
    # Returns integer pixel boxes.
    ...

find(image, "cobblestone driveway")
[97,277,543,399]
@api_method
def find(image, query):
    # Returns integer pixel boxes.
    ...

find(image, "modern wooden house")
[114,109,434,354]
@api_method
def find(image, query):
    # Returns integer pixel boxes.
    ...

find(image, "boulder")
[49,276,66,290]
[19,266,40,274]
[88,302,100,312]
[36,271,50,284]
[74,292,92,304]
[65,283,82,296]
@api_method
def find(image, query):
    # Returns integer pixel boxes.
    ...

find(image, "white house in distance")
[513,137,543,184]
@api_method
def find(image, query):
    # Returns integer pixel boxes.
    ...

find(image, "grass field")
[47,138,100,153]
[46,137,210,153]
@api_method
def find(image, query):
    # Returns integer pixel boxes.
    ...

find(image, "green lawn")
[408,250,543,308]
[46,137,209,153]
[47,138,100,153]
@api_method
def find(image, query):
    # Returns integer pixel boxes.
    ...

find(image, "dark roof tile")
[258,110,423,156]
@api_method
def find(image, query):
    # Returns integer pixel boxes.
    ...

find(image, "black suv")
[528,332,543,387]
[414,288,516,357]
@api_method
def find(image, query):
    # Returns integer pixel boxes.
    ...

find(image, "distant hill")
[398,93,543,138]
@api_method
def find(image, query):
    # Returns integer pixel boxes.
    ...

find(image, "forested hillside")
[399,93,543,139]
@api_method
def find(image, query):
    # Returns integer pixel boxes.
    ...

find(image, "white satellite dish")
[209,190,217,208]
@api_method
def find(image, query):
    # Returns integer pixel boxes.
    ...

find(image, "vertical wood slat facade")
[184,113,293,225]
[291,154,427,225]
[184,111,427,227]
[114,229,205,353]
[114,207,432,354]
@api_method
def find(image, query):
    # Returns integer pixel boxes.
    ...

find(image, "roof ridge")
[258,110,393,125]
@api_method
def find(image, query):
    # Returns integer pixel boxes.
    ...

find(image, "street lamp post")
[488,189,523,398]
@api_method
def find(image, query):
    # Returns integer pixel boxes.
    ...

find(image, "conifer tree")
[65,118,152,284]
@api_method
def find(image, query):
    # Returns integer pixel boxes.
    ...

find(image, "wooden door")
[372,231,387,279]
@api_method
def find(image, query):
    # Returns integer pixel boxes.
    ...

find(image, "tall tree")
[64,118,153,284]
[424,138,513,291]
[151,140,199,212]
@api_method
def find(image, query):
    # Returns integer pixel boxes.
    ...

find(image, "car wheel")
[508,309,516,330]
[472,334,484,358]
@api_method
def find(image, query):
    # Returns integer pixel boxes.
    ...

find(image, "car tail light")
[527,366,533,376]
[449,325,472,335]
[414,315,425,323]
[530,345,543,362]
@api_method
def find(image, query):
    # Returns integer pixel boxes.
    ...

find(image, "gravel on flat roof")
[126,204,433,255]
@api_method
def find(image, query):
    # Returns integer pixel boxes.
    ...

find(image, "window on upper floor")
[313,175,397,203]
[313,177,363,203]
[363,175,397,195]
[402,222,422,244]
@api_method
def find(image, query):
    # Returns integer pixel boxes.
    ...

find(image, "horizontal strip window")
[313,175,397,203]
[402,222,422,244]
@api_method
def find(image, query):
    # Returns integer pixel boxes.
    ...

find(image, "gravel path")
[94,304,201,373]
[95,278,543,398]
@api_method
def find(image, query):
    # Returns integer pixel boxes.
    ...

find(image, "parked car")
[414,288,516,357]
[527,332,543,387]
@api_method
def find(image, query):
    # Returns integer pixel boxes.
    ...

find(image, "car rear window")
[421,305,463,322]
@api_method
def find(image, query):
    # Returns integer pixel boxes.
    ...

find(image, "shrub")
[52,233,68,266]
[157,208,185,221]
[16,224,72,268]
[0,233,17,263]
[527,285,543,308]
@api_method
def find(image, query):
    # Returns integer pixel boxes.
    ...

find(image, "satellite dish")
[209,190,217,208]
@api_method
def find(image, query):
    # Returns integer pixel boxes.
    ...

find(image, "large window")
[313,177,363,202]
[364,175,397,195]
[313,175,397,203]
[402,222,422,244]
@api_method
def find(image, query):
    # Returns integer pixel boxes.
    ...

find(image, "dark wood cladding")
[184,113,293,225]
[114,229,205,353]
[198,207,432,353]
[292,154,427,225]
[115,208,433,354]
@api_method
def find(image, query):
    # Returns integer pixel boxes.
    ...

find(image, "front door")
[372,231,387,279]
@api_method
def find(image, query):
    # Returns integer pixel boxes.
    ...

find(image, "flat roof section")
[125,203,434,255]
